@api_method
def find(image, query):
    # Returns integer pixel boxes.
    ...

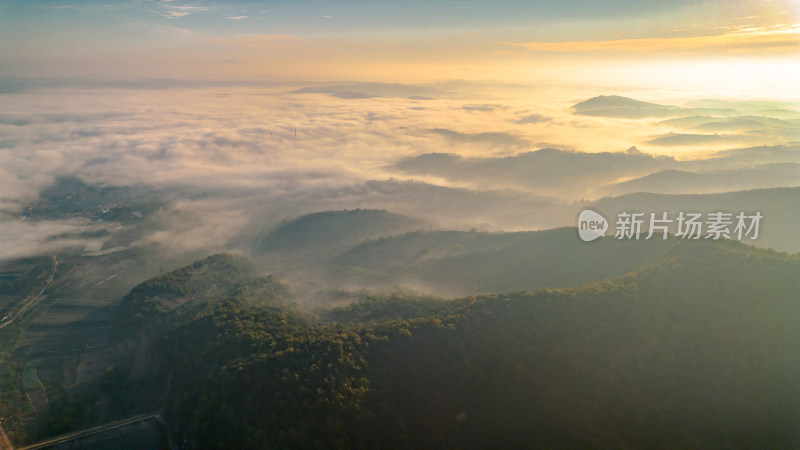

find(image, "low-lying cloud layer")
[1,80,798,261]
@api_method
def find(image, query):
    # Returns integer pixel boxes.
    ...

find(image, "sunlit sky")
[1,0,799,95]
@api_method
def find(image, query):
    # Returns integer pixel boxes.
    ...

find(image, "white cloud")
[1,82,796,260]
[157,4,208,19]
[0,216,106,261]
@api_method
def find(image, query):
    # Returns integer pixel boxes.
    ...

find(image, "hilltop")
[256,209,426,257]
[572,95,682,118]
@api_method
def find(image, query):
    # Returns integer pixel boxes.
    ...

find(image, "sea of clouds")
[1,79,798,260]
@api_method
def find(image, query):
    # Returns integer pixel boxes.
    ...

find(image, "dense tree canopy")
[106,241,800,448]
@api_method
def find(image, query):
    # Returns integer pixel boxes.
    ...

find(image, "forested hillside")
[332,227,673,295]
[100,239,800,448]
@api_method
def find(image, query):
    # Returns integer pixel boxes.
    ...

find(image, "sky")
[1,0,799,93]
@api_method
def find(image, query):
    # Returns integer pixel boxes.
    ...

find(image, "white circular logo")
[578,209,608,242]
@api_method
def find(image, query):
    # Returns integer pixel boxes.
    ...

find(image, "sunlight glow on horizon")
[509,24,800,55]
[1,0,798,90]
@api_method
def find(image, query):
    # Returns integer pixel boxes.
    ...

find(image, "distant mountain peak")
[572,95,681,118]
[575,95,655,108]
[256,209,426,255]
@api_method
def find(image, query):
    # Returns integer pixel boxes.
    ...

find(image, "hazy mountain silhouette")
[320,179,575,230]
[646,132,744,146]
[256,209,426,256]
[698,144,800,166]
[592,187,800,252]
[394,145,800,199]
[658,116,800,144]
[394,147,676,198]
[603,163,800,196]
[687,98,800,117]
[571,95,681,118]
